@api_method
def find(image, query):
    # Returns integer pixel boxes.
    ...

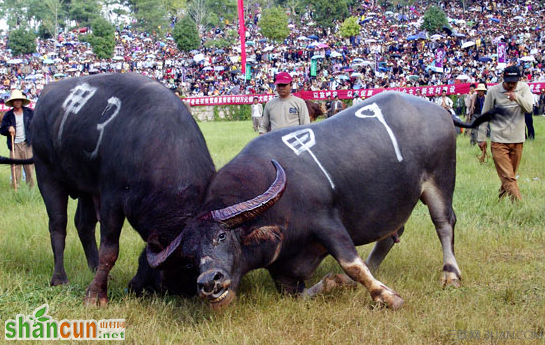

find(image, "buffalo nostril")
[213,272,224,282]
[198,281,214,294]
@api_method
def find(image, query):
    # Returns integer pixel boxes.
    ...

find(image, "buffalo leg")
[84,199,124,307]
[315,223,404,309]
[74,195,99,271]
[35,164,69,286]
[302,273,357,298]
[421,182,462,287]
[365,226,405,272]
[128,248,161,296]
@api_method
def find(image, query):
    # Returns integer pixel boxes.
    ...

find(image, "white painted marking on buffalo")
[355,103,403,162]
[282,128,335,190]
[58,83,98,143]
[88,97,122,158]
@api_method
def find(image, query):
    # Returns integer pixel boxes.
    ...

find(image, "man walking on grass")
[477,66,534,201]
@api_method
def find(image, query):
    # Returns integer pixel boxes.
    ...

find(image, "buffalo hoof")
[84,288,108,307]
[208,289,236,311]
[441,271,461,288]
[371,285,404,310]
[50,273,68,286]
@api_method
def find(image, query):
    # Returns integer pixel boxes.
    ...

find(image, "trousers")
[11,141,34,188]
[491,142,523,201]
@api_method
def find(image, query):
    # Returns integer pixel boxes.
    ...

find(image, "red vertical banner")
[237,0,246,74]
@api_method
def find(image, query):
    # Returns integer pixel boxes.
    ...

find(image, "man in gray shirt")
[477,66,534,201]
[259,72,310,134]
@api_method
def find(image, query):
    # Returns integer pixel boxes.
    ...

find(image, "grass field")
[0,118,544,344]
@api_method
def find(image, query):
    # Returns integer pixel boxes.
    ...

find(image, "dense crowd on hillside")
[1,0,545,102]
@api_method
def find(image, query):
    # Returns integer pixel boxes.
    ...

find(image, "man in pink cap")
[259,72,309,134]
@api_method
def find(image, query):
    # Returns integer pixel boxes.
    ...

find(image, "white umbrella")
[456,74,470,80]
[330,51,343,58]
[296,36,309,40]
[7,59,23,64]
[113,56,124,61]
[351,72,363,77]
[67,68,78,72]
[193,54,205,62]
[430,34,444,41]
[520,56,535,62]
[214,66,224,71]
[461,41,475,49]
[513,16,524,21]
[263,46,275,52]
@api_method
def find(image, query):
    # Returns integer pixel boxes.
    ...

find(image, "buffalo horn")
[146,231,184,269]
[211,160,287,228]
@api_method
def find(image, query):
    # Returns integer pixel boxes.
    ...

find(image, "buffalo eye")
[218,232,226,242]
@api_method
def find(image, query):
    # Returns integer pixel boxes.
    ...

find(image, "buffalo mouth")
[207,289,236,310]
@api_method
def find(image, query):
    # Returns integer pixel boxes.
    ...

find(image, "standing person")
[465,84,476,120]
[469,83,487,146]
[539,89,545,116]
[0,89,34,188]
[330,95,344,117]
[325,95,333,117]
[251,96,263,132]
[352,93,364,106]
[259,72,310,134]
[436,89,454,115]
[477,66,534,201]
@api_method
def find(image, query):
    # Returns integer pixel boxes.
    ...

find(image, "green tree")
[421,6,449,34]
[258,7,289,43]
[8,28,37,56]
[133,0,169,37]
[41,0,66,40]
[85,18,115,59]
[305,0,348,29]
[172,16,200,52]
[339,16,360,38]
[69,0,101,27]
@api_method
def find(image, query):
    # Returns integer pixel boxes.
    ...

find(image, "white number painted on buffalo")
[88,97,122,158]
[355,103,403,162]
[58,83,98,143]
[282,128,335,190]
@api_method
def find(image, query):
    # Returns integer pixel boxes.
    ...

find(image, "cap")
[503,66,521,82]
[274,72,293,84]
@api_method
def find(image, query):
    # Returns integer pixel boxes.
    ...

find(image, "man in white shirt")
[435,89,454,115]
[251,96,263,132]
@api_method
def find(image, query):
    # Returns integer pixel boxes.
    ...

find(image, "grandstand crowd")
[1,0,545,102]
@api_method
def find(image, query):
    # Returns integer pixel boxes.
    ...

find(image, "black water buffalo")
[146,91,505,310]
[19,73,215,305]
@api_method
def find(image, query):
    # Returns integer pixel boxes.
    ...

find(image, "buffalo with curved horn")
[143,92,508,310]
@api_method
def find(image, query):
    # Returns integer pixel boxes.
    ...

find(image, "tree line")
[1,0,457,58]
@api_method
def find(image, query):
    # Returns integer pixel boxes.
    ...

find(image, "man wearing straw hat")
[0,89,34,188]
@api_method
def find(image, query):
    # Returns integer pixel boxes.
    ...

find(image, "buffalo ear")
[241,226,284,246]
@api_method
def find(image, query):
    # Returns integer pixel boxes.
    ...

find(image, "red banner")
[183,83,545,106]
[3,82,544,110]
[237,0,246,75]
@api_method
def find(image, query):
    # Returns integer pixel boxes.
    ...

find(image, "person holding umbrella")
[0,90,35,188]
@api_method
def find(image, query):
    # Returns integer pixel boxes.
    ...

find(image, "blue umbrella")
[478,56,493,63]
[246,41,255,46]
[257,38,267,43]
[308,35,319,40]
[361,18,373,24]
[407,35,419,40]
[43,58,54,64]
[490,18,500,23]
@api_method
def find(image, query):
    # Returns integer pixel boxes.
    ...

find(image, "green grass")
[1,118,544,344]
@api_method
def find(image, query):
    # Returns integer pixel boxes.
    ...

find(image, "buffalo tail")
[452,107,507,128]
[0,156,34,165]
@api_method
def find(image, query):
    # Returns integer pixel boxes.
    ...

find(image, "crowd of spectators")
[1,0,545,102]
